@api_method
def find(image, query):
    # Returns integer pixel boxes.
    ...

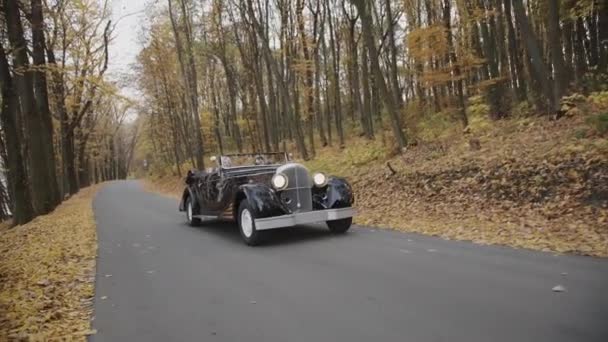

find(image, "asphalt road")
[91,180,608,342]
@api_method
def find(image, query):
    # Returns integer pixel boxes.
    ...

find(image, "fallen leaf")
[36,279,50,287]
[82,329,97,336]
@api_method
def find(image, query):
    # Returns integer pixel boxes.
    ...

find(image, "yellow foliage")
[466,95,492,131]
[588,91,608,110]
[407,25,448,60]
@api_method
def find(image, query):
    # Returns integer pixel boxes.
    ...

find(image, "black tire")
[237,199,261,246]
[327,217,352,234]
[186,196,202,226]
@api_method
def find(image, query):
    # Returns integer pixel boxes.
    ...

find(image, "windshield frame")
[218,152,288,169]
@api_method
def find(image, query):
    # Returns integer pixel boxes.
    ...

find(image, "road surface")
[91,181,608,342]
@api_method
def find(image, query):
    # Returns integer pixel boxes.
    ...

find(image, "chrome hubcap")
[240,208,253,238]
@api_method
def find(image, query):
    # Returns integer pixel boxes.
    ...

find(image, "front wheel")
[327,217,352,234]
[238,200,262,246]
[186,197,202,226]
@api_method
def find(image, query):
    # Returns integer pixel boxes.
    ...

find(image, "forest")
[136,0,607,254]
[0,0,607,338]
[0,0,134,225]
[135,0,607,173]
[0,0,607,229]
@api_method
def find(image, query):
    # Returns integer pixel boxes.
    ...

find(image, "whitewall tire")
[186,197,202,226]
[238,200,261,246]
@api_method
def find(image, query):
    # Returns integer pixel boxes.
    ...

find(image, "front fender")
[239,184,290,218]
[312,177,354,210]
[178,186,197,212]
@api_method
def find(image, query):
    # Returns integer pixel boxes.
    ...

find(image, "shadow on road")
[184,219,341,247]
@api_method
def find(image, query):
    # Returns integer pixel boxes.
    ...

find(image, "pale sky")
[109,0,152,102]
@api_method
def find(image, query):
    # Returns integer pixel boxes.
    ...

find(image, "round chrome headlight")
[312,172,327,187]
[272,173,288,190]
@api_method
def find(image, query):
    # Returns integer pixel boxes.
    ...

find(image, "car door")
[197,170,222,214]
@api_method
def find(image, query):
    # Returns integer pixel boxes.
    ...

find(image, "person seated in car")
[221,156,233,168]
[254,154,266,165]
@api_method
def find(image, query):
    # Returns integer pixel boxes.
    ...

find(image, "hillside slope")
[146,107,607,256]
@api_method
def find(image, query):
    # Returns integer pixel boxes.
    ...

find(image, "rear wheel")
[327,217,352,234]
[186,197,202,226]
[238,200,261,246]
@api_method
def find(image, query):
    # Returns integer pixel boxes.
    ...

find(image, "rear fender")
[237,184,289,218]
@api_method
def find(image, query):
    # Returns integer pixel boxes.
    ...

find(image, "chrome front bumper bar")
[254,207,356,230]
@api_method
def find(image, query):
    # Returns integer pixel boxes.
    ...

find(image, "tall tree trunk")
[0,42,34,225]
[344,5,365,136]
[179,0,205,167]
[322,32,333,146]
[504,0,527,100]
[247,0,308,159]
[352,0,407,149]
[586,7,599,68]
[3,0,56,214]
[218,45,243,152]
[443,0,468,128]
[46,44,74,196]
[598,1,608,72]
[573,18,588,89]
[547,0,566,100]
[312,0,328,146]
[360,46,374,138]
[512,0,556,113]
[77,134,90,188]
[31,0,60,206]
[168,0,205,169]
[385,0,403,110]
[326,0,345,147]
[297,0,315,156]
[250,43,271,152]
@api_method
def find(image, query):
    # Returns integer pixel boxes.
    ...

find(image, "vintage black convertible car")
[178,152,355,245]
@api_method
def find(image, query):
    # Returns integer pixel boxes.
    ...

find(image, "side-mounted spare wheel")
[185,196,202,226]
[327,217,352,234]
[237,199,262,246]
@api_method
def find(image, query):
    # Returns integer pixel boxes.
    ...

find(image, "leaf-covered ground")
[0,185,101,341]
[146,108,608,257]
[304,109,608,256]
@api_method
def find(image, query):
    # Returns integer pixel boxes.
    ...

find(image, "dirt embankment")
[353,154,607,256]
[341,113,608,256]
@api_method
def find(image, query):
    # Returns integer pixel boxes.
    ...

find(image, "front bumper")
[254,207,356,230]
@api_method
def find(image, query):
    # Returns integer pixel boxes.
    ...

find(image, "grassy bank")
[0,185,102,340]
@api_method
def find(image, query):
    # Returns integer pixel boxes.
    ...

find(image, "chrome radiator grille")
[276,163,313,213]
